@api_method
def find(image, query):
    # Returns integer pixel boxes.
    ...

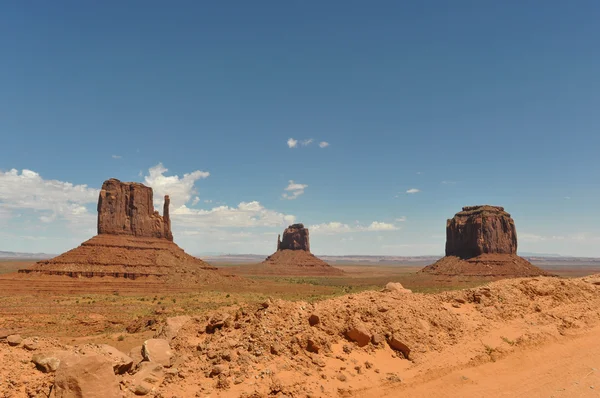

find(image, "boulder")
[97,178,173,240]
[278,223,310,252]
[130,361,164,395]
[53,354,120,398]
[345,322,371,347]
[32,351,68,373]
[142,339,174,367]
[6,334,22,346]
[445,205,517,259]
[98,344,133,374]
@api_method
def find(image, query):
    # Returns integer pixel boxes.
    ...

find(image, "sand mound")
[19,234,227,284]
[419,254,550,277]
[261,249,344,275]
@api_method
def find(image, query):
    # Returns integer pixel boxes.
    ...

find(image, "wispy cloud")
[301,139,314,146]
[310,221,398,235]
[282,180,308,200]
[564,196,571,200]
[111,155,122,159]
[319,141,330,148]
[406,188,420,194]
[287,138,298,148]
[396,216,407,222]
[441,181,456,185]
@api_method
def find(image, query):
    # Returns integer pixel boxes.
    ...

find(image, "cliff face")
[278,223,310,252]
[445,205,517,259]
[97,179,173,241]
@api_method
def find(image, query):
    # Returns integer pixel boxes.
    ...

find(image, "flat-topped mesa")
[97,178,173,241]
[445,205,517,259]
[278,223,310,252]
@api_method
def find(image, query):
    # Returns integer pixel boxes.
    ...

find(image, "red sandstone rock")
[278,223,310,252]
[97,178,173,241]
[420,205,549,277]
[446,205,517,259]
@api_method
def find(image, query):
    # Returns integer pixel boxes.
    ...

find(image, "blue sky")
[1,1,599,256]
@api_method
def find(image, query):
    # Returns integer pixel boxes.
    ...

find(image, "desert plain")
[2,257,600,397]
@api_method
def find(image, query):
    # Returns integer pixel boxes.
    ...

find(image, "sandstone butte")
[262,223,344,275]
[20,178,221,282]
[420,205,549,277]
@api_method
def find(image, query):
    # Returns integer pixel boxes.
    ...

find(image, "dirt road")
[365,325,600,398]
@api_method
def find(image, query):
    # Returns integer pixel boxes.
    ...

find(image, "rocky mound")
[421,205,548,277]
[261,224,344,275]
[20,179,219,282]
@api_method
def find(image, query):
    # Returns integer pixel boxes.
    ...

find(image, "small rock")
[210,365,227,378]
[206,313,230,333]
[7,335,22,346]
[221,351,232,362]
[346,323,371,347]
[22,338,39,351]
[32,352,64,373]
[387,336,410,359]
[371,334,384,345]
[306,339,320,354]
[337,373,347,382]
[0,329,12,339]
[133,381,153,395]
[270,344,282,355]
[308,314,320,326]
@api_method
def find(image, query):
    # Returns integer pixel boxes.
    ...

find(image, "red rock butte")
[420,205,549,277]
[262,224,344,275]
[20,179,218,281]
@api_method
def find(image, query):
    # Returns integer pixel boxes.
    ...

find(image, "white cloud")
[406,188,420,194]
[111,155,122,159]
[310,221,398,235]
[173,201,295,228]
[282,180,308,200]
[287,138,298,148]
[191,196,200,206]
[144,163,210,209]
[396,216,407,222]
[441,181,456,185]
[319,141,329,148]
[301,139,314,146]
[365,222,398,231]
[204,199,213,203]
[0,168,99,226]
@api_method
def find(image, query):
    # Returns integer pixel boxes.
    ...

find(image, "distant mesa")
[262,223,344,275]
[420,205,549,277]
[20,179,219,281]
